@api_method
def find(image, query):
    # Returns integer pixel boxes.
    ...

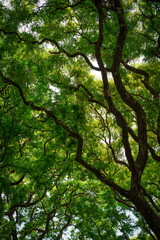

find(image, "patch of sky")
[116,210,140,238]
[49,84,60,102]
[18,22,41,38]
[0,0,12,9]
[62,225,80,240]
[90,60,113,81]
[90,60,102,79]
[36,0,47,8]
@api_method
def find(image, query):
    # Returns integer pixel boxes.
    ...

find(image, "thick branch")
[114,193,136,210]
[91,0,136,175]
[31,37,107,71]
[0,28,23,42]
[112,0,148,175]
[9,191,46,212]
[0,71,129,199]
[121,60,159,99]
[55,215,72,240]
[10,175,25,186]
[128,127,160,162]
[141,186,160,212]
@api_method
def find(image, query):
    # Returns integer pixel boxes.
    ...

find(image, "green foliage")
[0,0,160,239]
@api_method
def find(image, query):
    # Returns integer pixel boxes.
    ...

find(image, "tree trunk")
[130,191,160,239]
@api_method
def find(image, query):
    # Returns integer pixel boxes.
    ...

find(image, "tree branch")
[121,60,159,99]
[0,71,130,199]
[10,175,25,186]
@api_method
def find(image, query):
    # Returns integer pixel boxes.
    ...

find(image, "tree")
[0,0,160,239]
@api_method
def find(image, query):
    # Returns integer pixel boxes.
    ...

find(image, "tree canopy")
[0,0,160,239]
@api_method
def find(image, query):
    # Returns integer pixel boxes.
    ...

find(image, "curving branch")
[112,0,148,175]
[141,186,160,212]
[0,29,110,72]
[10,175,25,186]
[55,214,72,240]
[8,212,18,240]
[92,0,136,175]
[8,191,46,212]
[128,125,160,162]
[121,60,159,99]
[44,137,54,156]
[37,208,56,240]
[30,37,104,71]
[141,217,157,240]
[0,71,130,199]
[114,192,137,210]
[0,28,23,43]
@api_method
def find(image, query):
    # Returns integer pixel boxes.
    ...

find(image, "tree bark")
[130,191,160,239]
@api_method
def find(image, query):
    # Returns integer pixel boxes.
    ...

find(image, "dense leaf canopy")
[0,0,160,239]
